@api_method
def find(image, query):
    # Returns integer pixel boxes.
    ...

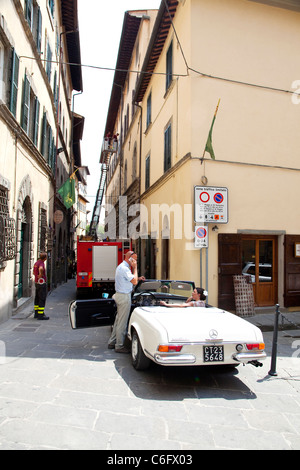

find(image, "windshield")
[135,280,195,298]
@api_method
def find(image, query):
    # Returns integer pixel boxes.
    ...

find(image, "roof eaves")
[103,12,143,137]
[60,0,83,92]
[134,0,179,103]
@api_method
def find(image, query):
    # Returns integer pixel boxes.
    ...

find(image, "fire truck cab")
[76,236,131,299]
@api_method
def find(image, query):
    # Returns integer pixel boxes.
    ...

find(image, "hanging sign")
[194,186,228,224]
[194,225,208,248]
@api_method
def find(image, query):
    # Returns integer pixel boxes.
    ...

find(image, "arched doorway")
[17,196,33,299]
[15,176,34,305]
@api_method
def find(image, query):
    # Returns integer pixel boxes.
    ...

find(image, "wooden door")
[284,235,300,307]
[241,236,278,307]
[218,234,242,310]
[219,234,278,309]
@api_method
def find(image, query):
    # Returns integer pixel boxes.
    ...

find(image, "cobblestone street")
[0,280,299,450]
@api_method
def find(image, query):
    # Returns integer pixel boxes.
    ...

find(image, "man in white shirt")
[108,251,144,353]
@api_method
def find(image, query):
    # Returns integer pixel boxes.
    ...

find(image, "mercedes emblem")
[209,329,218,339]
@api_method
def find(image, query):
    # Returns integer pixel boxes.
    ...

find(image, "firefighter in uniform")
[33,252,49,320]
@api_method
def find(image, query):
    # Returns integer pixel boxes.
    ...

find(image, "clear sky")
[75,0,161,220]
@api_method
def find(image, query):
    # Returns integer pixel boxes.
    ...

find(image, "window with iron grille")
[0,186,16,268]
[38,205,47,252]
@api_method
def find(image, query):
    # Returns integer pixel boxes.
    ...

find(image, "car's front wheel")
[131,330,151,370]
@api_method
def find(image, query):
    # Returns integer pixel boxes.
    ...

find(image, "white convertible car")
[69,280,266,371]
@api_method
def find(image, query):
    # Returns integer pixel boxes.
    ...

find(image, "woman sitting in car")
[160,287,207,308]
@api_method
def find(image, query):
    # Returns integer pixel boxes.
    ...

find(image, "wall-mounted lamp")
[212,225,219,232]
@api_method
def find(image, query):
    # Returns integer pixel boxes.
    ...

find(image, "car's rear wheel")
[131,330,151,370]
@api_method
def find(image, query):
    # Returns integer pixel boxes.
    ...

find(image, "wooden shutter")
[46,42,52,81]
[164,123,171,172]
[218,233,242,310]
[145,155,150,190]
[36,7,42,54]
[48,127,53,166]
[147,93,151,128]
[51,136,55,172]
[41,112,47,156]
[10,50,19,117]
[284,235,300,307]
[166,41,173,90]
[25,0,33,28]
[21,74,30,133]
[33,97,40,146]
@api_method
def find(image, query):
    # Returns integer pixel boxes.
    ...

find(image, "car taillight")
[158,345,183,353]
[246,343,265,351]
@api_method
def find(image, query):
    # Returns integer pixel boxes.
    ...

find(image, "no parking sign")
[194,225,208,248]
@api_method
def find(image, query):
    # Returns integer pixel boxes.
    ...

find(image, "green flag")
[58,177,75,209]
[204,99,220,160]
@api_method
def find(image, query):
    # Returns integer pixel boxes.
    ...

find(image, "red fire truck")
[76,237,132,298]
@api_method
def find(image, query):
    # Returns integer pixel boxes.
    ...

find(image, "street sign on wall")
[194,186,228,224]
[194,225,208,248]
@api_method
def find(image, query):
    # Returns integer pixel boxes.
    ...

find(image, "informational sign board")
[194,225,208,248]
[194,186,228,224]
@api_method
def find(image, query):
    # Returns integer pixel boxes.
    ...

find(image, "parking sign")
[194,226,208,248]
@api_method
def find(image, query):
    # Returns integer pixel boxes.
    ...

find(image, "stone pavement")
[0,280,299,450]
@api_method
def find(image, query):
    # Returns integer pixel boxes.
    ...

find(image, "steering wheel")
[134,292,158,307]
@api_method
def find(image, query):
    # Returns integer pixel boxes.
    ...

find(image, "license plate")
[203,345,224,362]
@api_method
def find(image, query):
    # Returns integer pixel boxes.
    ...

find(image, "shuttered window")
[48,0,54,17]
[146,93,151,129]
[40,111,47,156]
[166,41,173,91]
[46,41,52,81]
[36,7,42,54]
[21,74,31,133]
[53,71,58,111]
[25,0,33,29]
[9,49,19,118]
[164,123,172,173]
[32,97,40,146]
[145,154,150,190]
